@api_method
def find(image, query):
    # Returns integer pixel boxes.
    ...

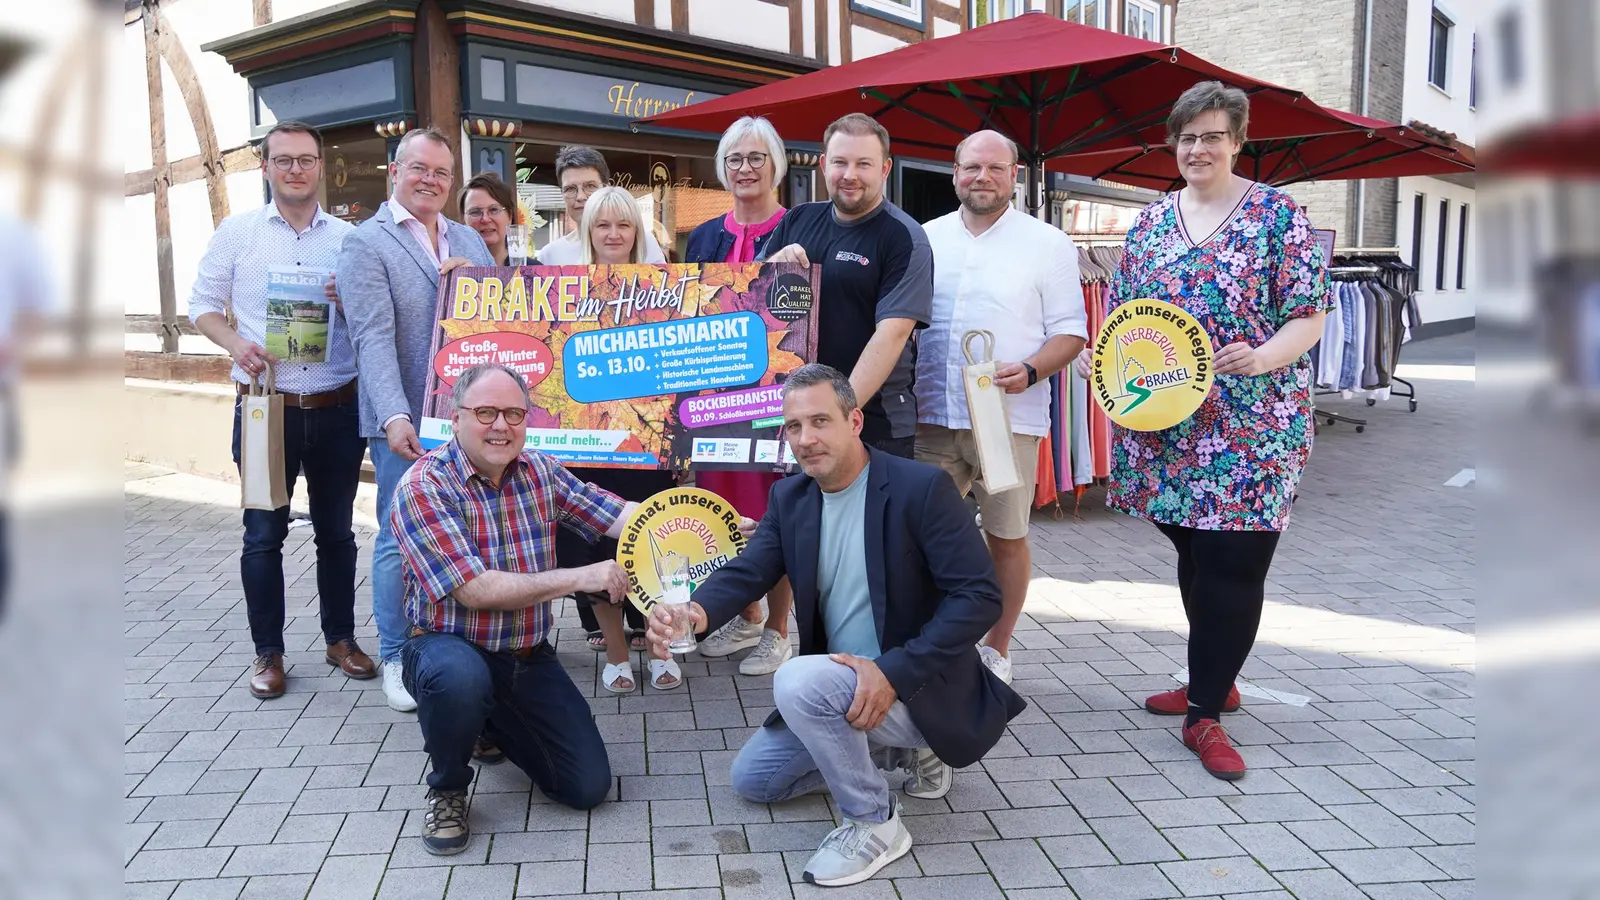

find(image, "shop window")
[319,127,390,224]
[1123,0,1161,41]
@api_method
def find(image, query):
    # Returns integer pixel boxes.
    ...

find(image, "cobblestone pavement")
[124,334,1475,899]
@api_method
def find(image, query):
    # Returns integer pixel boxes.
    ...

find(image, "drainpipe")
[1355,0,1374,246]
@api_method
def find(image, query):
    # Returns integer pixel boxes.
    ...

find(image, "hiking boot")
[472,736,505,765]
[420,789,471,855]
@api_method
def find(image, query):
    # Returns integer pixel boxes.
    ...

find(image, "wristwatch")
[1023,362,1038,387]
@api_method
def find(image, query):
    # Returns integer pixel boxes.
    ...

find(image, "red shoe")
[1183,718,1247,781]
[1144,684,1242,716]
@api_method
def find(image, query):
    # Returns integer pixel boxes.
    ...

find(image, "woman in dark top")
[681,116,797,678]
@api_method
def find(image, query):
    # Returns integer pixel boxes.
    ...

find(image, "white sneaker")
[739,628,793,676]
[977,645,1012,685]
[903,748,953,800]
[383,660,417,712]
[697,616,765,658]
[802,805,913,887]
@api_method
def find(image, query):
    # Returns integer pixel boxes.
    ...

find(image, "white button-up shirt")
[388,197,450,270]
[188,202,357,393]
[916,206,1087,437]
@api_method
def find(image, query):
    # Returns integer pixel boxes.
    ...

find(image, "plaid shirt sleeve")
[547,461,628,543]
[391,469,488,604]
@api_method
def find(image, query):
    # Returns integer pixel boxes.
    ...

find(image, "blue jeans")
[402,630,612,808]
[730,655,927,824]
[231,398,366,657]
[370,438,417,662]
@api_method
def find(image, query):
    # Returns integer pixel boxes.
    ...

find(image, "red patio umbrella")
[1053,109,1475,191]
[638,12,1352,208]
[1479,112,1600,177]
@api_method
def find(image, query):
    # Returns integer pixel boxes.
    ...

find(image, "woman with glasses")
[553,186,682,692]
[680,116,797,677]
[1073,81,1331,781]
[458,172,522,266]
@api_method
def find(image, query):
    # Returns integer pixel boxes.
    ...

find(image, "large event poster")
[419,263,819,470]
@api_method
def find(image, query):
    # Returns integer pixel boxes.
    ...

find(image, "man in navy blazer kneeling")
[646,363,1027,888]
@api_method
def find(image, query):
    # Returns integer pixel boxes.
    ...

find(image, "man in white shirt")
[534,145,666,265]
[189,121,375,699]
[915,130,1088,684]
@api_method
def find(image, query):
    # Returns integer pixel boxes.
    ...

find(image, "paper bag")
[240,364,289,511]
[961,330,1022,494]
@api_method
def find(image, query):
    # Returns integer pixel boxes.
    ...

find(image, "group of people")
[189,78,1331,888]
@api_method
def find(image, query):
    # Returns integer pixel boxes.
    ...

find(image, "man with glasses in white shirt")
[915,130,1087,685]
[533,145,666,265]
[339,126,494,711]
[189,121,375,699]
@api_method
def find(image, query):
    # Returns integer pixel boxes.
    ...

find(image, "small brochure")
[265,266,333,364]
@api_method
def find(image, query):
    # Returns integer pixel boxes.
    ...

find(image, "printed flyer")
[264,266,333,364]
[419,262,820,470]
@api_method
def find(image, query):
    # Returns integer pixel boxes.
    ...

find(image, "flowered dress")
[1106,183,1332,532]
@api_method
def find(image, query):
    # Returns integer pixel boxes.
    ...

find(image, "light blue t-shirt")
[819,464,879,659]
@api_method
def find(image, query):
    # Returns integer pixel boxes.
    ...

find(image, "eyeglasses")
[466,406,527,426]
[465,205,508,222]
[560,182,603,198]
[1176,131,1231,149]
[724,152,769,171]
[270,155,320,171]
[957,162,1013,179]
[403,162,454,183]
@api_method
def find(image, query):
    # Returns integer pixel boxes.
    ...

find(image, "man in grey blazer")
[339,127,495,711]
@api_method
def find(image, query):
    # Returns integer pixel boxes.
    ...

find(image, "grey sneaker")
[903,748,953,800]
[739,628,793,676]
[977,644,1012,684]
[802,805,913,887]
[421,788,470,856]
[697,616,765,658]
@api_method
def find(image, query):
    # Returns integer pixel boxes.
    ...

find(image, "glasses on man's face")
[404,162,454,183]
[1176,132,1230,149]
[724,152,769,171]
[468,406,527,426]
[560,182,603,198]
[270,155,320,172]
[465,205,507,222]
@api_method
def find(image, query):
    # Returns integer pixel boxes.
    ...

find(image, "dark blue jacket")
[690,446,1026,768]
[684,213,783,264]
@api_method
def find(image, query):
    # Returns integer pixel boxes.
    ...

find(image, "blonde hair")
[579,186,648,265]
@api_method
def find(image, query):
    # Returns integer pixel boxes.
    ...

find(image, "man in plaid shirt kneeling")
[390,362,638,855]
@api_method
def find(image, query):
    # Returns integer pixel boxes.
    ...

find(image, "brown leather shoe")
[250,653,286,699]
[325,639,378,679]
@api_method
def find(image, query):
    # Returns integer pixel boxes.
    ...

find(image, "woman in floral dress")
[1076,82,1331,780]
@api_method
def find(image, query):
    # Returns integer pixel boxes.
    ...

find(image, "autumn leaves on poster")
[419,262,820,470]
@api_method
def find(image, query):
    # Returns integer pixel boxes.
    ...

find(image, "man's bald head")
[955,130,1019,167]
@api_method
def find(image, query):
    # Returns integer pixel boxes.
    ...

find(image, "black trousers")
[1154,523,1282,722]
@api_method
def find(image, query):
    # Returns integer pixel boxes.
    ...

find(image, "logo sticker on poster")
[766,272,814,323]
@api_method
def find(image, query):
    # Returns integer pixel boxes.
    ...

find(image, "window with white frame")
[1429,5,1453,91]
[1064,0,1106,29]
[1124,0,1161,41]
[852,0,924,28]
[970,0,1023,28]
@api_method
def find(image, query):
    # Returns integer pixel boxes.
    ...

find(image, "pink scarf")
[724,207,787,264]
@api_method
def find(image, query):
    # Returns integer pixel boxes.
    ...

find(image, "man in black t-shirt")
[761,114,933,457]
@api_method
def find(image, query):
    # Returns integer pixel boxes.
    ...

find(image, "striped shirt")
[187,202,357,393]
[392,439,626,651]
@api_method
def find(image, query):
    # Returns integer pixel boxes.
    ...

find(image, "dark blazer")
[691,446,1027,768]
[684,213,784,265]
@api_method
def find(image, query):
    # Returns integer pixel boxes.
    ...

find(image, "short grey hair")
[1167,81,1250,145]
[954,130,1019,167]
[395,126,453,165]
[714,116,789,191]
[781,364,858,416]
[452,363,529,408]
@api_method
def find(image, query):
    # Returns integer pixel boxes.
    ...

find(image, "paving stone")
[889,873,1003,900]
[584,842,654,893]
[1137,798,1244,829]
[445,863,519,899]
[1161,825,1245,861]
[911,841,986,876]
[1367,787,1474,817]
[330,810,404,855]
[1221,823,1325,871]
[1058,777,1140,818]
[1158,856,1282,896]
[650,855,722,890]
[126,848,236,882]
[307,854,389,900]
[985,805,1088,839]
[274,813,346,844]
[1216,792,1333,823]
[1326,804,1434,848]
[1039,833,1118,868]
[1321,848,1450,884]
[137,792,244,824]
[145,818,225,851]
[973,838,1066,888]
[169,878,248,900]
[488,830,589,863]
[219,841,330,877]
[1416,844,1473,880]
[1269,868,1370,899]
[1063,863,1183,899]
[1089,816,1183,864]
[1404,814,1473,845]
[718,851,794,900]
[238,873,317,900]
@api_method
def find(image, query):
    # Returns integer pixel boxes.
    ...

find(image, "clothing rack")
[1311,247,1422,434]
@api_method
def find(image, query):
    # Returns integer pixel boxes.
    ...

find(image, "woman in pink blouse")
[682,116,795,677]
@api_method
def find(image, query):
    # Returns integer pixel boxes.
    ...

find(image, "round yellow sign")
[615,487,748,616]
[1090,298,1215,432]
